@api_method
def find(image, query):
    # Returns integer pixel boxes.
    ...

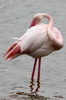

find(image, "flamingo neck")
[30,13,54,30]
[42,13,54,30]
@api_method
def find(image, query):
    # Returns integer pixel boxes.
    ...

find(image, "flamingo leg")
[37,58,41,83]
[31,58,38,81]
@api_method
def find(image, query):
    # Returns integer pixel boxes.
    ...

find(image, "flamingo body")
[4,13,64,82]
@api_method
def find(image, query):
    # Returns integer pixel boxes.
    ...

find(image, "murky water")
[0,0,66,100]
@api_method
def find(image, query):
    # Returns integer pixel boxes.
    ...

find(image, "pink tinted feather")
[5,44,21,60]
[4,42,17,56]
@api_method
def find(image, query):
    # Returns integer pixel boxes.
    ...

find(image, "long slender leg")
[31,58,38,81]
[37,58,41,83]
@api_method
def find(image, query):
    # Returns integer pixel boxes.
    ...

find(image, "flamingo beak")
[29,19,36,28]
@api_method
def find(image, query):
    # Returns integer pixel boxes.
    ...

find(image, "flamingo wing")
[20,24,48,54]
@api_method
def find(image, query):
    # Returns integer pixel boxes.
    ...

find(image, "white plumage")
[4,13,64,82]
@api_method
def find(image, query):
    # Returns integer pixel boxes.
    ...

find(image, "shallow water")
[0,0,66,100]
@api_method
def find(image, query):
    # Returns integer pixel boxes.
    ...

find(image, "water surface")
[0,0,66,100]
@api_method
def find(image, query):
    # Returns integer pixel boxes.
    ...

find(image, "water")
[0,0,66,99]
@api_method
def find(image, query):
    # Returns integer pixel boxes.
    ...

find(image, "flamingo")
[4,13,64,83]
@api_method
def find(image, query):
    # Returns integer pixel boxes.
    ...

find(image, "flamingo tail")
[4,43,21,60]
[4,42,17,56]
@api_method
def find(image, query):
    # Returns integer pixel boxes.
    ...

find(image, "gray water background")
[0,0,66,100]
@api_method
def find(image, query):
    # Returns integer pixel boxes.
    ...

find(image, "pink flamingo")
[4,13,64,83]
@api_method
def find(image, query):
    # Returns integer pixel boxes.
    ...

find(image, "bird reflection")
[29,79,40,95]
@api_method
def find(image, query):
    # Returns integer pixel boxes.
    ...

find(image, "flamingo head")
[29,14,43,28]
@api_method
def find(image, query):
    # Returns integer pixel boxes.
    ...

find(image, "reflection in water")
[29,79,40,95]
[15,91,48,100]
[9,80,49,100]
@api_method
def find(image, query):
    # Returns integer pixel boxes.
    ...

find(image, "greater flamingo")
[4,13,64,83]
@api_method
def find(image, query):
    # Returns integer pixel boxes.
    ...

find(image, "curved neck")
[39,13,54,27]
[39,14,55,43]
[30,13,54,42]
[30,13,54,30]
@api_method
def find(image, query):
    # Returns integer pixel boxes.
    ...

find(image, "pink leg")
[37,58,41,83]
[31,58,37,81]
